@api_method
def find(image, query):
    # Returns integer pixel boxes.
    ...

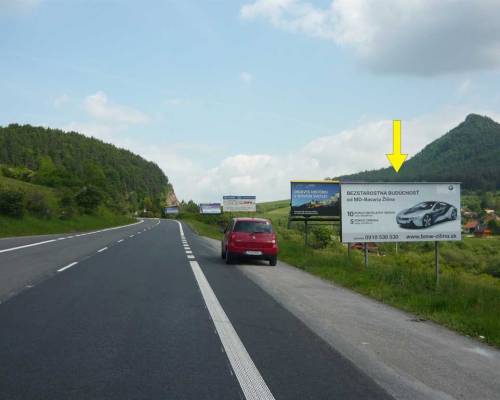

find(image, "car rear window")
[233,221,272,233]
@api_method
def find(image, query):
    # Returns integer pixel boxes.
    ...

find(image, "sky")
[1,0,500,202]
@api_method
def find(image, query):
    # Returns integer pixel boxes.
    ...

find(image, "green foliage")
[311,226,333,249]
[0,186,25,217]
[0,124,171,214]
[75,185,103,213]
[339,114,500,191]
[25,191,51,218]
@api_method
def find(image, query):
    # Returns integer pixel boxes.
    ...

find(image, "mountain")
[339,114,500,190]
[0,124,174,215]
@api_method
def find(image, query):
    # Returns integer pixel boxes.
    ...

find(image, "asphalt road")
[0,219,392,400]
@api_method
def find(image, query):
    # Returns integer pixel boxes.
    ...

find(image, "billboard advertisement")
[222,196,256,212]
[341,182,461,243]
[165,206,179,214]
[291,181,340,217]
[199,203,222,215]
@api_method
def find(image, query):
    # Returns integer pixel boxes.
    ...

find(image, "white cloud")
[241,0,500,75]
[83,91,150,124]
[240,71,254,83]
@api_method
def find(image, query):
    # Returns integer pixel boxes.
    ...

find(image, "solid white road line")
[57,262,78,272]
[0,219,145,255]
[189,260,275,400]
[97,247,108,253]
[170,219,275,400]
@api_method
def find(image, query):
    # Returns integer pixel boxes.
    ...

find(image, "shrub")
[25,191,51,218]
[311,226,332,249]
[0,187,25,217]
[75,185,103,213]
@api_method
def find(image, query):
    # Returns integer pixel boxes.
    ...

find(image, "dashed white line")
[130,235,135,238]
[186,251,193,254]
[97,247,108,253]
[57,262,78,272]
[187,255,195,259]
[117,239,124,243]
[0,219,145,255]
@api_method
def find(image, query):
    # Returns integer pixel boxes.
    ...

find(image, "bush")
[311,226,333,249]
[25,191,51,218]
[75,185,103,213]
[0,187,25,217]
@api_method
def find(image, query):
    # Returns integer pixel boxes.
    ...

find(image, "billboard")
[291,181,340,217]
[165,206,179,214]
[341,182,461,243]
[199,203,222,215]
[223,196,256,212]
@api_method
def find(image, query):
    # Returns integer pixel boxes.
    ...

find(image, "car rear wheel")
[422,214,432,228]
[269,256,277,266]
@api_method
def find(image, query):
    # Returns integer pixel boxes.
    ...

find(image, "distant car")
[221,218,278,266]
[396,201,457,228]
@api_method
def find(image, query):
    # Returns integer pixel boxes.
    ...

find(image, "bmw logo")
[448,185,454,191]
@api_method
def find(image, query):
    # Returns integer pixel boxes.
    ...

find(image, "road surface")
[0,219,391,400]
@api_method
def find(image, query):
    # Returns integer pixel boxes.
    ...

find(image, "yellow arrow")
[386,120,407,173]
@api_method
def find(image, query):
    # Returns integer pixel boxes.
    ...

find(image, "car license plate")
[245,250,262,256]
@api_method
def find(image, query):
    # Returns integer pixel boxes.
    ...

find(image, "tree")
[75,186,103,213]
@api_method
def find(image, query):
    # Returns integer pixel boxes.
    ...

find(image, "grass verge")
[0,209,134,237]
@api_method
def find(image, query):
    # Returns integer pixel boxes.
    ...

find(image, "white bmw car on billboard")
[396,201,458,229]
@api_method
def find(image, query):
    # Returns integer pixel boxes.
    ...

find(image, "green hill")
[0,124,173,213]
[0,124,174,236]
[339,114,500,190]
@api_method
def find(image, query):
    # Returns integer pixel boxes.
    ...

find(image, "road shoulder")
[199,235,500,400]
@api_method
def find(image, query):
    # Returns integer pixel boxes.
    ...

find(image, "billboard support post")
[435,241,440,287]
[347,243,351,257]
[395,242,398,255]
[364,242,368,268]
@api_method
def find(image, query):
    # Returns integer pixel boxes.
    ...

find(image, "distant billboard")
[223,196,256,212]
[199,203,222,215]
[291,181,340,217]
[165,206,179,215]
[341,182,461,243]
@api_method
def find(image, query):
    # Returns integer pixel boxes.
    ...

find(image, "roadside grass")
[180,212,500,348]
[0,209,134,237]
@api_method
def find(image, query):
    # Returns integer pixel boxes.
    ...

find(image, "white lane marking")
[97,247,108,253]
[117,239,124,243]
[189,260,275,400]
[169,219,275,400]
[187,255,195,259]
[57,262,78,272]
[130,235,135,238]
[186,251,193,254]
[0,220,145,255]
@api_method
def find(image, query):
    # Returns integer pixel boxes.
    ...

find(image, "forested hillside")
[0,124,173,219]
[339,114,500,190]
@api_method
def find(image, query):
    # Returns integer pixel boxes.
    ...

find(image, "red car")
[221,218,278,266]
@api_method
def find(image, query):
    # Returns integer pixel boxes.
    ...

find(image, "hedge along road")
[0,218,392,399]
